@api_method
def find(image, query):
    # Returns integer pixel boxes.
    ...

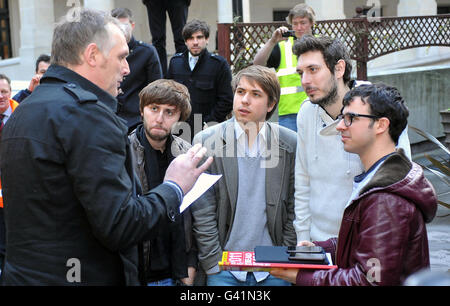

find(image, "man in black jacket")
[0,8,212,286]
[167,19,233,141]
[112,8,163,132]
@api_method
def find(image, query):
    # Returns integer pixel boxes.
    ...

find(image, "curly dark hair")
[182,19,210,41]
[343,82,409,144]
[293,35,352,85]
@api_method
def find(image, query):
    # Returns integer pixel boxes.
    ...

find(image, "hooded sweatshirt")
[296,151,437,286]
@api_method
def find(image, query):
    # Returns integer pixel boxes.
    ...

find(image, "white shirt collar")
[1,103,13,123]
[188,52,199,70]
[233,119,267,157]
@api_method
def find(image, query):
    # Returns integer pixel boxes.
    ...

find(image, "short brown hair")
[139,79,192,122]
[232,65,280,120]
[51,8,123,67]
[287,3,316,25]
[0,74,11,90]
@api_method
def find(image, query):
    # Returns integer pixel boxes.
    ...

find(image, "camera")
[281,30,296,38]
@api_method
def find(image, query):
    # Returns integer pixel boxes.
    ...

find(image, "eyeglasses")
[337,112,380,127]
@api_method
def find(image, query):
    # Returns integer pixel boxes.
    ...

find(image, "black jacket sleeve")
[59,101,180,252]
[146,45,163,83]
[206,59,233,123]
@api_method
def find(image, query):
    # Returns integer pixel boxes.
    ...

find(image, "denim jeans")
[147,278,175,286]
[278,114,298,132]
[207,271,291,286]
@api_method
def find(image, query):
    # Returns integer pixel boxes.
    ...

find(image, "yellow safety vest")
[276,37,308,116]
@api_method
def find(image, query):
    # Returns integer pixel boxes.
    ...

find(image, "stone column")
[18,0,54,78]
[83,0,114,13]
[217,0,233,23]
[242,0,250,23]
[305,0,346,20]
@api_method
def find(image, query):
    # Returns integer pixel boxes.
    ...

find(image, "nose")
[301,72,311,85]
[241,92,250,105]
[155,110,164,122]
[336,117,346,132]
[123,59,130,76]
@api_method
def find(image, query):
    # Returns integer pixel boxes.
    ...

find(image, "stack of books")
[219,246,337,272]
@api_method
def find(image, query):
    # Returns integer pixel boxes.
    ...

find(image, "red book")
[219,251,337,272]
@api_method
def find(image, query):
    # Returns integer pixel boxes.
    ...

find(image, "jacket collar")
[216,117,296,153]
[128,36,137,50]
[183,48,208,62]
[42,64,118,112]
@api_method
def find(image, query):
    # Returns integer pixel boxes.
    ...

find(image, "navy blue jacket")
[117,36,163,130]
[12,89,32,103]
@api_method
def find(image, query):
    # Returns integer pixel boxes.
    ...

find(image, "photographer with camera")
[253,3,315,131]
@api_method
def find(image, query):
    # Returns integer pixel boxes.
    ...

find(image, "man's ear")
[267,100,276,113]
[83,43,100,67]
[334,59,346,79]
[375,117,390,136]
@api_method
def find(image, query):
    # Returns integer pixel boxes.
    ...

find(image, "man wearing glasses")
[271,83,437,285]
[291,35,410,245]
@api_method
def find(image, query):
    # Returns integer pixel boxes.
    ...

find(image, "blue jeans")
[207,271,291,286]
[147,278,175,286]
[278,114,297,132]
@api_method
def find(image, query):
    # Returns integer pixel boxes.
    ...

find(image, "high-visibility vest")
[0,99,19,208]
[276,37,308,116]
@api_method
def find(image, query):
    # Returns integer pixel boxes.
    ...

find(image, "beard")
[143,121,170,142]
[309,77,338,108]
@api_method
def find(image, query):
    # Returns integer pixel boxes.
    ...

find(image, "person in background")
[0,74,19,276]
[112,7,163,133]
[167,19,233,141]
[142,0,190,76]
[271,83,437,286]
[253,3,316,131]
[12,54,50,103]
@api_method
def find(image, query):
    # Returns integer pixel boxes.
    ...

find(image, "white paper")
[179,173,222,213]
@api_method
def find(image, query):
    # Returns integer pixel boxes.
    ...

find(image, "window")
[273,10,289,22]
[232,0,243,22]
[437,6,450,14]
[0,0,12,60]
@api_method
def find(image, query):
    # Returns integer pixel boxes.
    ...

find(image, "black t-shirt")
[137,126,188,282]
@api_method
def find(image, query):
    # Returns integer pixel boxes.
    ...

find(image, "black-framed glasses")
[337,112,380,127]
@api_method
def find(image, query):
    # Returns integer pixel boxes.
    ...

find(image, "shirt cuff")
[163,180,184,204]
[206,264,221,275]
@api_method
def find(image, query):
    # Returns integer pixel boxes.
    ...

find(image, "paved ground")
[413,150,450,273]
